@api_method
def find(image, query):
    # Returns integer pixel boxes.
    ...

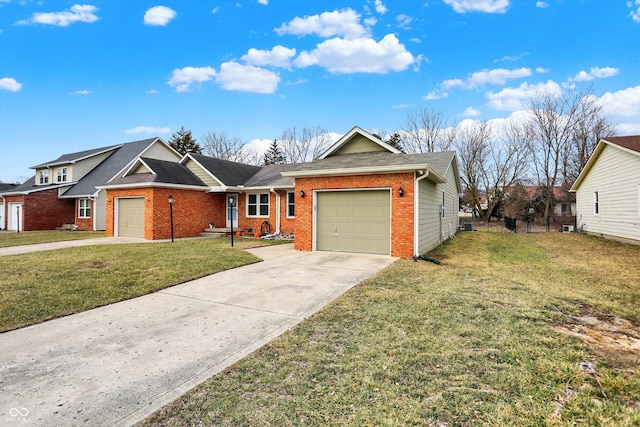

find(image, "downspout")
[0,195,5,230]
[270,187,280,233]
[413,169,430,257]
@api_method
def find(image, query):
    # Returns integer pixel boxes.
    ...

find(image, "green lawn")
[140,232,640,426]
[0,230,106,247]
[0,237,283,332]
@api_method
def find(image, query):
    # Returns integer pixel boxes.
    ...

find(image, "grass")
[0,230,106,247]
[0,237,285,332]
[140,232,640,426]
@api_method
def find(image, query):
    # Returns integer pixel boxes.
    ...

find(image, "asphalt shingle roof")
[106,158,206,187]
[188,154,262,186]
[605,135,640,153]
[243,163,299,187]
[31,144,122,169]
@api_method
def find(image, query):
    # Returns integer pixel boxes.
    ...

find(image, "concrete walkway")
[0,237,157,257]
[0,244,396,426]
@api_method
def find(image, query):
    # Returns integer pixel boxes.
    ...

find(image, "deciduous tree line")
[169,85,614,223]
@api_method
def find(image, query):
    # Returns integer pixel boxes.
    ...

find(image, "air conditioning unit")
[562,225,574,233]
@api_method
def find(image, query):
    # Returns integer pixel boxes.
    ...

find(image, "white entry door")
[226,194,238,228]
[8,203,22,231]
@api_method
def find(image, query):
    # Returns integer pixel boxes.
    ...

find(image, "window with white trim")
[286,192,295,218]
[57,167,68,183]
[247,193,269,217]
[78,198,91,218]
[442,190,446,218]
[39,170,48,184]
[593,191,599,215]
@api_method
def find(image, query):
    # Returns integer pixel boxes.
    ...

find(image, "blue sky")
[1,0,639,182]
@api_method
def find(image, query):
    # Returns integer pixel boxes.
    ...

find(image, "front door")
[8,203,22,231]
[226,194,238,228]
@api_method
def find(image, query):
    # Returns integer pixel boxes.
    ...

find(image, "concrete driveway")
[0,244,396,426]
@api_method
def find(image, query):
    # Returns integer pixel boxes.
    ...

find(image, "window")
[442,190,446,218]
[594,191,599,215]
[57,167,68,183]
[39,170,48,184]
[287,192,295,218]
[247,193,269,217]
[78,198,91,218]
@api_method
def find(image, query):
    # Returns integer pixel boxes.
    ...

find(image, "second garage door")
[316,190,391,255]
[117,198,145,238]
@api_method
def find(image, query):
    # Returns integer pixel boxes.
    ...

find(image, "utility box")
[562,225,574,233]
[464,222,473,232]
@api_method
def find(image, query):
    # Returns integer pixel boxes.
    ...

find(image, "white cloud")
[423,90,448,100]
[257,0,268,5]
[215,62,280,94]
[0,77,22,92]
[275,9,369,39]
[241,45,297,68]
[125,126,171,135]
[146,89,159,94]
[441,67,531,90]
[629,1,640,22]
[397,14,412,28]
[462,106,481,116]
[167,66,216,92]
[535,67,549,74]
[211,7,220,14]
[294,34,414,74]
[486,80,562,111]
[16,4,99,26]
[599,85,640,119]
[144,6,177,26]
[536,1,549,8]
[73,89,90,95]
[569,66,619,82]
[444,0,509,13]
[392,103,415,109]
[374,0,388,14]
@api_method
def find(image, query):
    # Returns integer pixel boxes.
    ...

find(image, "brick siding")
[294,173,415,258]
[3,190,75,231]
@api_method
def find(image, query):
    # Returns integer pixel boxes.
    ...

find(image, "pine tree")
[168,126,202,155]
[386,132,405,153]
[263,139,285,165]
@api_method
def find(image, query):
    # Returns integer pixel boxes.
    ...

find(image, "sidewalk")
[0,237,159,256]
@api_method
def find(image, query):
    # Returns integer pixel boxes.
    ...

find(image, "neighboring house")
[570,135,640,244]
[0,138,180,232]
[102,126,461,258]
[0,183,18,230]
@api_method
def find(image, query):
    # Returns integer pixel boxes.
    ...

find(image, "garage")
[117,198,145,238]
[315,190,391,255]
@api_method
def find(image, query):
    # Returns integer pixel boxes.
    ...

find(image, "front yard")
[140,232,640,426]
[0,230,106,247]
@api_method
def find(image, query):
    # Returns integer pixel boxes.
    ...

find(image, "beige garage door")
[316,190,390,255]
[117,198,145,238]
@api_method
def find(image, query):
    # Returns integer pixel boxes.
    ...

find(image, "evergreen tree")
[386,132,405,153]
[168,126,202,155]
[263,139,285,165]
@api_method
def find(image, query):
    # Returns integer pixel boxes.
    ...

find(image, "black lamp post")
[168,195,174,242]
[228,196,235,247]
[16,205,20,233]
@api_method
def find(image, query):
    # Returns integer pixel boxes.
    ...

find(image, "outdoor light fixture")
[299,190,305,198]
[168,195,174,242]
[398,187,404,197]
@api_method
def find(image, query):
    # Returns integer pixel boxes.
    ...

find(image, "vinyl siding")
[143,142,181,161]
[72,151,114,181]
[184,159,222,186]
[333,135,387,155]
[95,189,107,230]
[575,144,640,242]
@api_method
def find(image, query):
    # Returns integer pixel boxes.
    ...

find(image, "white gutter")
[282,164,444,179]
[97,182,209,191]
[413,169,431,257]
[270,187,280,233]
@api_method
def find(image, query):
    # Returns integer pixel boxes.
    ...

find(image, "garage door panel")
[118,198,145,238]
[316,190,390,255]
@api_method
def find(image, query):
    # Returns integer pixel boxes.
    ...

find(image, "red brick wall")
[236,190,294,236]
[105,188,221,239]
[294,173,415,258]
[75,199,93,231]
[4,190,75,231]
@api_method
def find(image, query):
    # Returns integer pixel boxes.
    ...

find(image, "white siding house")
[570,136,640,244]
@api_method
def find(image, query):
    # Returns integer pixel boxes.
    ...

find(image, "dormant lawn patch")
[140,232,639,426]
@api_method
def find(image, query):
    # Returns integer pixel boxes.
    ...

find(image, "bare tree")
[280,126,334,163]
[453,120,492,221]
[402,107,455,153]
[201,131,251,163]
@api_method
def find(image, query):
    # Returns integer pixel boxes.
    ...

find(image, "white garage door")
[316,190,391,255]
[117,198,145,238]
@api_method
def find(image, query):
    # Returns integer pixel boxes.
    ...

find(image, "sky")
[1,0,639,183]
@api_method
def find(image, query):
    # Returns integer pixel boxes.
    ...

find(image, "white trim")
[312,187,392,255]
[98,182,208,191]
[8,202,23,232]
[593,190,600,216]
[286,191,295,218]
[78,198,91,219]
[282,164,445,181]
[318,126,401,159]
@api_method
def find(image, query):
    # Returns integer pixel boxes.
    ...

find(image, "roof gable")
[319,126,401,159]
[106,157,206,187]
[185,153,262,186]
[570,135,640,192]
